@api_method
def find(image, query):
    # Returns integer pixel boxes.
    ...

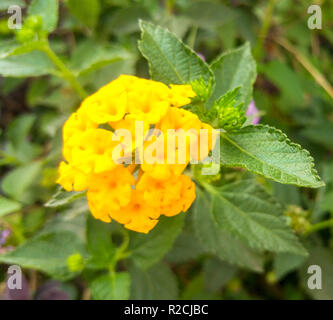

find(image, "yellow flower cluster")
[57,75,215,233]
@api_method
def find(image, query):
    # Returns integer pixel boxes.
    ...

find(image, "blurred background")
[0,0,332,300]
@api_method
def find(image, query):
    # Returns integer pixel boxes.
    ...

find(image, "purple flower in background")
[4,273,30,300]
[1,273,70,300]
[246,100,260,125]
[0,229,14,254]
[34,281,70,300]
[0,229,11,247]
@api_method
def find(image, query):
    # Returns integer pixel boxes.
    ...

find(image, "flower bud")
[16,28,35,43]
[25,15,43,31]
[67,253,84,272]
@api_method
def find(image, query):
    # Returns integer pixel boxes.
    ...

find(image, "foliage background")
[0,0,332,300]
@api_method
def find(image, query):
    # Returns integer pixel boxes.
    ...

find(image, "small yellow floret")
[137,172,196,217]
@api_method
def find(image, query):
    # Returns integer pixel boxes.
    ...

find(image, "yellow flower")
[79,80,127,124]
[125,77,170,124]
[63,110,97,144]
[141,162,187,181]
[87,167,135,222]
[157,107,217,161]
[137,172,196,217]
[140,132,188,180]
[109,190,159,234]
[109,117,150,153]
[156,107,201,132]
[57,75,203,234]
[196,122,219,161]
[169,84,196,107]
[57,161,89,192]
[66,128,121,174]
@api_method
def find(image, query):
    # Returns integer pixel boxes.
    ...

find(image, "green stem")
[109,229,131,274]
[39,40,88,100]
[117,229,130,256]
[254,0,277,60]
[304,218,333,236]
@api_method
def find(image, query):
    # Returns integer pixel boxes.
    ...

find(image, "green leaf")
[41,205,88,241]
[138,20,214,86]
[203,258,237,293]
[129,263,178,299]
[321,191,333,214]
[28,0,59,33]
[261,60,304,107]
[80,59,136,92]
[66,0,101,29]
[0,78,24,95]
[0,40,41,60]
[0,51,54,77]
[129,214,184,269]
[7,114,35,148]
[181,274,219,300]
[272,182,301,206]
[4,114,42,163]
[210,42,256,108]
[220,125,325,188]
[90,272,130,300]
[203,180,308,255]
[45,188,86,208]
[0,231,85,280]
[208,87,246,131]
[23,208,45,234]
[183,1,237,29]
[106,5,151,36]
[0,196,21,217]
[2,161,42,201]
[69,40,131,76]
[213,87,243,111]
[193,188,264,272]
[165,228,204,264]
[86,215,115,269]
[274,253,307,280]
[301,121,333,150]
[213,179,283,215]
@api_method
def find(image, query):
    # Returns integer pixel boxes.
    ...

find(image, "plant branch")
[276,38,333,99]
[109,229,131,274]
[304,218,333,236]
[39,40,88,100]
[254,0,277,60]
